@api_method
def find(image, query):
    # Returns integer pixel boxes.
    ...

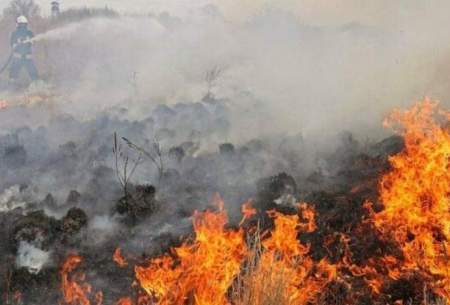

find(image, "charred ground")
[0,95,412,304]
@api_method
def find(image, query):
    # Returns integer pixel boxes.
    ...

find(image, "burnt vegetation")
[0,94,418,305]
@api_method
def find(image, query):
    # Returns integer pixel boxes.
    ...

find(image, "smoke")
[0,5,448,211]
[0,4,448,212]
[23,6,446,146]
[16,241,51,274]
[87,215,121,244]
[0,185,27,213]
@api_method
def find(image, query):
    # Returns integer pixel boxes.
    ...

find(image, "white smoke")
[87,215,121,244]
[0,185,27,213]
[16,241,51,274]
[2,3,450,160]
[38,9,449,142]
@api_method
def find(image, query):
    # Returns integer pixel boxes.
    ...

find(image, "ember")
[113,248,128,268]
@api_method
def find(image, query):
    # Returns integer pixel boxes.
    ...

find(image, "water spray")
[30,22,85,43]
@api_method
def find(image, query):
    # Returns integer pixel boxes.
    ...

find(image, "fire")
[60,254,103,305]
[239,200,256,226]
[336,232,387,295]
[113,248,128,268]
[60,255,92,305]
[135,195,247,305]
[135,197,335,305]
[250,205,336,305]
[373,99,450,299]
[115,297,132,305]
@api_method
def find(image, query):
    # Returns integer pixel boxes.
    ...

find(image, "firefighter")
[9,15,39,85]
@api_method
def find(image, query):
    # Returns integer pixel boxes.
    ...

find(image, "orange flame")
[374,99,450,299]
[257,205,336,304]
[239,200,256,226]
[113,248,128,268]
[60,255,92,305]
[136,195,247,305]
[60,255,103,305]
[115,297,133,305]
[135,197,335,305]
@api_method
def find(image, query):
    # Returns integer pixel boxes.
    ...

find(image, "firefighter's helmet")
[16,16,28,24]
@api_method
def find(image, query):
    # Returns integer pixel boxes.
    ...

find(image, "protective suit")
[9,16,39,82]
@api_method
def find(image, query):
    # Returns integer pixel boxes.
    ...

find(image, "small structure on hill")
[51,1,60,18]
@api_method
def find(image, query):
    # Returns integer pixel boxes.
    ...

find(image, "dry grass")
[231,263,291,305]
[228,231,449,305]
[230,230,292,305]
[232,275,449,305]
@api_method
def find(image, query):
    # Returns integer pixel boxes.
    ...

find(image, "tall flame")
[135,196,335,305]
[249,204,336,305]
[135,195,247,305]
[374,99,450,299]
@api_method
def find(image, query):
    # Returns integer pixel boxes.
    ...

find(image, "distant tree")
[55,7,119,24]
[3,0,40,18]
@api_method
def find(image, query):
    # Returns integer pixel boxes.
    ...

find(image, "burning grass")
[5,99,450,305]
[373,99,450,299]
